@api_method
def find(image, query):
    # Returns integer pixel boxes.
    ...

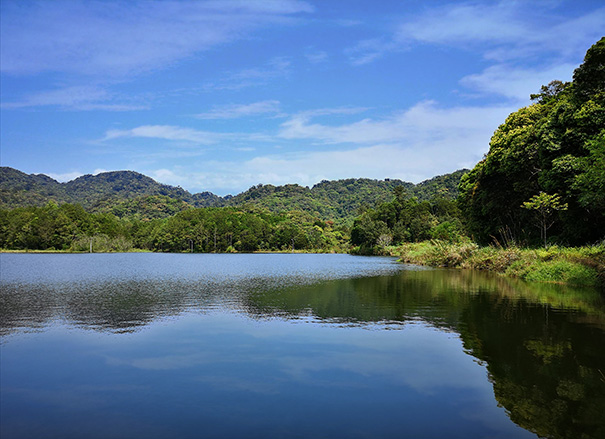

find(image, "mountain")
[0,166,468,222]
[0,167,221,212]
[225,179,415,222]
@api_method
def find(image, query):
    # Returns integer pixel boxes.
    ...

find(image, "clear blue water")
[1,253,604,439]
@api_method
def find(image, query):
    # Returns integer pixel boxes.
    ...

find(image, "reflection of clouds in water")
[194,375,281,395]
[107,352,216,371]
[274,323,487,394]
[103,315,488,400]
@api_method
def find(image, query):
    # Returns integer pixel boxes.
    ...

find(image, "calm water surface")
[1,253,604,439]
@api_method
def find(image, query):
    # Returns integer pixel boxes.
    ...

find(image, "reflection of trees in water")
[1,280,215,335]
[246,269,605,439]
[3,269,603,335]
[2,268,605,438]
[458,292,605,439]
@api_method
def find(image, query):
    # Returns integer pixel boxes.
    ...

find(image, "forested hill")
[0,168,221,212]
[225,170,468,222]
[0,166,468,222]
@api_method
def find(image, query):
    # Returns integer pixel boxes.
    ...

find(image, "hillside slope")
[1,166,468,222]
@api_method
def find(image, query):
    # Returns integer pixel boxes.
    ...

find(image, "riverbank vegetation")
[396,241,604,287]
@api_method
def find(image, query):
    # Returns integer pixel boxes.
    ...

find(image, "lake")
[1,253,604,439]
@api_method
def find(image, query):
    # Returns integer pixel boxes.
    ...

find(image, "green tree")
[522,192,568,247]
[459,38,605,245]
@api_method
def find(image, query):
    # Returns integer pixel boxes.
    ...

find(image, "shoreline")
[3,243,603,289]
[392,241,604,289]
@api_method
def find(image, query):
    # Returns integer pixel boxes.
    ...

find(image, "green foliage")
[398,241,604,287]
[573,132,605,210]
[71,235,134,253]
[0,203,349,253]
[518,260,597,286]
[522,192,568,248]
[0,203,128,251]
[350,185,465,253]
[109,195,193,220]
[459,37,605,246]
[1,167,468,226]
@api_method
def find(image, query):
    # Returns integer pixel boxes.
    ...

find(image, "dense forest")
[459,37,605,246]
[0,202,349,253]
[1,38,603,254]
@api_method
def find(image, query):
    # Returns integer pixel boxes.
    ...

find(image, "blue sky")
[1,0,603,195]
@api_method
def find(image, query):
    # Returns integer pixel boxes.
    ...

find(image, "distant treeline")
[350,187,463,253]
[0,191,463,253]
[0,203,348,253]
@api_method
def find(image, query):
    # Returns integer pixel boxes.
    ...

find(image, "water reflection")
[1,254,605,439]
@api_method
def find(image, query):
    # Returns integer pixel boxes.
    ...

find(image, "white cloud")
[104,125,222,145]
[141,101,515,194]
[279,101,512,146]
[102,124,276,150]
[1,85,147,111]
[153,143,467,195]
[395,3,605,62]
[460,63,577,102]
[47,171,85,182]
[0,1,312,77]
[195,100,281,119]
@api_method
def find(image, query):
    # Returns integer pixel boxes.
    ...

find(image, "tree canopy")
[459,37,605,246]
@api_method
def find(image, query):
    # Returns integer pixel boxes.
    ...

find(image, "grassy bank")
[395,241,605,288]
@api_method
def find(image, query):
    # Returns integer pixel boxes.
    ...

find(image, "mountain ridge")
[0,166,468,222]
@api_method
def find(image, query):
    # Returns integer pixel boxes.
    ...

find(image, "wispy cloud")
[203,58,292,91]
[395,3,526,48]
[345,38,399,66]
[0,0,312,77]
[138,101,516,194]
[305,50,329,64]
[346,3,604,66]
[144,141,478,195]
[103,124,275,148]
[195,100,282,119]
[279,101,511,146]
[293,106,370,119]
[460,63,578,102]
[1,85,147,111]
[104,125,223,145]
[395,3,605,62]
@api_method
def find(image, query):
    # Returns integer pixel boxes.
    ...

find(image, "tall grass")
[398,241,604,288]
